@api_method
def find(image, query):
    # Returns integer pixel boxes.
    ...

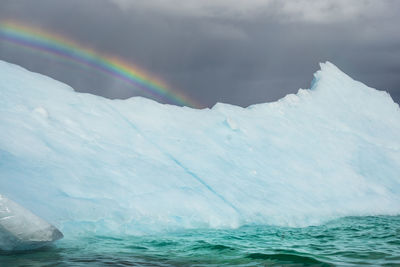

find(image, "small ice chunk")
[0,194,63,251]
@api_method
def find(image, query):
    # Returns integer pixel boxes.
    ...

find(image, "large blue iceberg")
[0,60,399,237]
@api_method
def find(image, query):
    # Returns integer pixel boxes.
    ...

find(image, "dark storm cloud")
[0,0,399,107]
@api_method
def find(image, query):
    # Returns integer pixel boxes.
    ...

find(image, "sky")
[0,0,399,108]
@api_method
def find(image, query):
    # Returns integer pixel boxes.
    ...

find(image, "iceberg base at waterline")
[0,194,63,251]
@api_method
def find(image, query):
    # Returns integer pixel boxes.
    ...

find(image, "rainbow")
[0,20,200,108]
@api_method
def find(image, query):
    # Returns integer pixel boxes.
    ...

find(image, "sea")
[1,216,399,266]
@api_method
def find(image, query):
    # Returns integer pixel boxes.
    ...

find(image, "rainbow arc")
[0,21,200,108]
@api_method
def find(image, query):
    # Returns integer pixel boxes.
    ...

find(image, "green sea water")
[1,216,399,266]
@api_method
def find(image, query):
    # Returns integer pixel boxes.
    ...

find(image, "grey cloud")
[111,0,397,23]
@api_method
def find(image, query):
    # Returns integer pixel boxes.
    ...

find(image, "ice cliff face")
[0,60,399,236]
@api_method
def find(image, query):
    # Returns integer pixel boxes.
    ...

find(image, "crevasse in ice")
[0,60,399,236]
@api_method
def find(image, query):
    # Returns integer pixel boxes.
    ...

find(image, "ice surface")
[0,60,399,237]
[0,194,63,250]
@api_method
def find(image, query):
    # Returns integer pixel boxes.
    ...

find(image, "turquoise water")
[1,216,399,266]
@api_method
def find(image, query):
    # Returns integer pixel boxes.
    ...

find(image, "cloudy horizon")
[0,0,399,107]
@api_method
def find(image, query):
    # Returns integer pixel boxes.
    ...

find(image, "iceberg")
[0,60,399,239]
